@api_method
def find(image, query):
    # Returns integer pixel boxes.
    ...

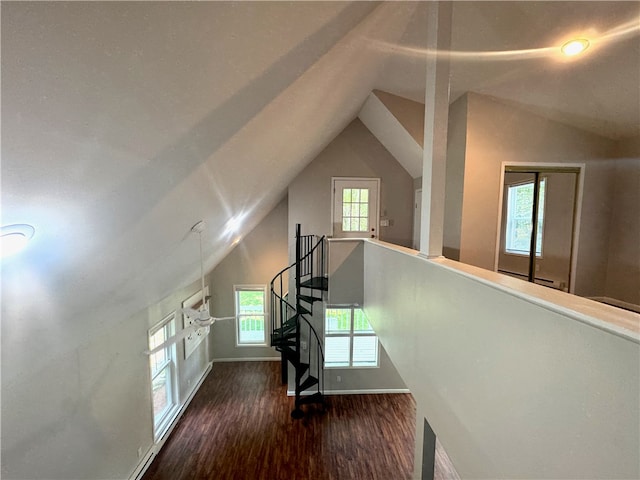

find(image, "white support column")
[419,1,452,259]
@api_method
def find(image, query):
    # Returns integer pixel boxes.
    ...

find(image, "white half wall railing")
[361,239,639,480]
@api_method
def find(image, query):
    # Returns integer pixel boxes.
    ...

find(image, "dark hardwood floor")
[143,361,416,480]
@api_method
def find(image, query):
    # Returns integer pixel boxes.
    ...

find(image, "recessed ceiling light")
[1,224,35,258]
[561,38,590,56]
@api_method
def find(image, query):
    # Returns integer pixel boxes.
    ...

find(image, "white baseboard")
[130,449,155,480]
[212,357,280,362]
[287,388,410,396]
[130,362,213,480]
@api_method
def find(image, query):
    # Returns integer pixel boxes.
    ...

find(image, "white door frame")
[494,162,584,293]
[331,177,381,239]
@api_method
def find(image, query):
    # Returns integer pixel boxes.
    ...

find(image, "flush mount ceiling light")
[561,38,590,56]
[223,213,246,238]
[1,224,35,258]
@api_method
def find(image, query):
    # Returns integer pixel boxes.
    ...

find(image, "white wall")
[363,240,639,479]
[605,136,640,305]
[323,239,407,393]
[373,89,425,147]
[1,277,212,480]
[442,94,468,260]
[288,118,414,248]
[448,92,620,298]
[208,196,289,361]
[328,240,364,305]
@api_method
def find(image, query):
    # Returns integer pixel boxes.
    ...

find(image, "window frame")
[234,285,268,347]
[324,305,379,369]
[341,187,371,232]
[504,177,546,258]
[148,312,179,441]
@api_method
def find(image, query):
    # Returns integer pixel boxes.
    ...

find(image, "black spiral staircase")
[270,224,327,419]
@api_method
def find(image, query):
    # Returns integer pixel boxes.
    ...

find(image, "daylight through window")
[342,188,369,232]
[505,178,546,256]
[324,306,378,368]
[148,313,178,440]
[235,286,267,345]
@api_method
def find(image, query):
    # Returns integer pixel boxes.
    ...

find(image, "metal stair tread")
[297,304,311,315]
[298,392,324,406]
[272,339,296,348]
[299,277,329,291]
[271,330,296,341]
[296,362,309,377]
[298,294,321,304]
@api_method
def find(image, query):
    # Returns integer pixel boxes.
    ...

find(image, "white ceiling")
[2,1,638,375]
[376,1,640,139]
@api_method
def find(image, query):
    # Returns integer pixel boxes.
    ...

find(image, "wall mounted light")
[561,38,590,56]
[1,224,35,258]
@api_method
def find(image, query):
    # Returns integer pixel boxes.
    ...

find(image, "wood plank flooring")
[143,361,416,480]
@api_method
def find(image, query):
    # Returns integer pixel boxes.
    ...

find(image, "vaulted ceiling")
[2,2,638,373]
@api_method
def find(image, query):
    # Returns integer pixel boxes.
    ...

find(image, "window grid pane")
[342,188,369,232]
[235,287,267,345]
[352,336,378,366]
[505,179,545,256]
[238,290,265,314]
[325,307,378,368]
[325,308,352,334]
[239,315,265,343]
[148,315,176,434]
[152,365,171,421]
[325,336,350,367]
[353,309,374,333]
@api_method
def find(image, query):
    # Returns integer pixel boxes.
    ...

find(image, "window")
[505,178,546,256]
[324,306,379,368]
[342,188,370,232]
[148,313,178,440]
[235,285,267,346]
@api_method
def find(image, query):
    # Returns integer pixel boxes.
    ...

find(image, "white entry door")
[332,178,380,239]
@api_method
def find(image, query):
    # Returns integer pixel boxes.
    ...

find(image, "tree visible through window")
[342,188,369,232]
[505,178,546,256]
[235,286,267,345]
[325,306,378,368]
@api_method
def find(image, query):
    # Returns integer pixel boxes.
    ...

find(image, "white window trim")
[234,285,268,347]
[324,305,379,369]
[148,312,180,442]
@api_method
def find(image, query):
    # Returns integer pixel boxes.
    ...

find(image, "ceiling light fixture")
[1,224,35,258]
[561,38,590,56]
[223,213,246,237]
